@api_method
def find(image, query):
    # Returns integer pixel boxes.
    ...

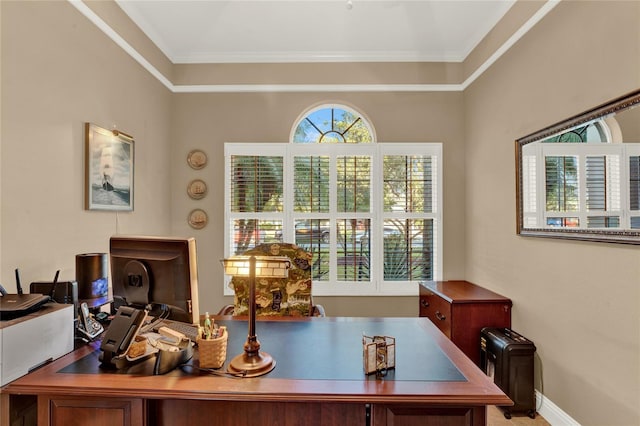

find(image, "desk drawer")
[419,290,451,338]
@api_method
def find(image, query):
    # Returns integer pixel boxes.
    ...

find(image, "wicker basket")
[197,329,228,369]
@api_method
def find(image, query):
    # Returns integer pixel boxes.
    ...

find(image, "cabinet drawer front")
[419,291,452,337]
[48,397,144,426]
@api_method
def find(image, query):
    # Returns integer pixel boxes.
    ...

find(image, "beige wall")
[2,1,640,425]
[464,1,640,425]
[1,1,173,288]
[170,91,465,316]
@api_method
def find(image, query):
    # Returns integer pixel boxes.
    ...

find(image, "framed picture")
[85,123,134,211]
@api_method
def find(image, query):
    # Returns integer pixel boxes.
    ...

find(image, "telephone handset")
[78,302,104,339]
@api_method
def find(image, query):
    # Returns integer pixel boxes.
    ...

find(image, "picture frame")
[85,123,134,211]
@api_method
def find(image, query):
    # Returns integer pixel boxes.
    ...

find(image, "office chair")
[219,243,325,317]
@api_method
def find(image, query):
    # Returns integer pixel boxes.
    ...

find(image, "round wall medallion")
[188,209,208,229]
[187,179,208,200]
[187,149,207,170]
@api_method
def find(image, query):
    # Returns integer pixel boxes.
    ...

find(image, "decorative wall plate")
[188,209,208,229]
[187,179,207,200]
[187,149,207,170]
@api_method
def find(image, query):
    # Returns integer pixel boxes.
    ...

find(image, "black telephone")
[99,306,147,368]
[78,302,104,340]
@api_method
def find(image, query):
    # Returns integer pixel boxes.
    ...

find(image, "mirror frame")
[515,89,640,244]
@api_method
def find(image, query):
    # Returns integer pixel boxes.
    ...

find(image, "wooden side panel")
[451,303,511,365]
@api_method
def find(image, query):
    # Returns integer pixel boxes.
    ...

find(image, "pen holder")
[197,329,228,369]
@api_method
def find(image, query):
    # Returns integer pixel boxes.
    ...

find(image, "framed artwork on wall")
[85,123,134,211]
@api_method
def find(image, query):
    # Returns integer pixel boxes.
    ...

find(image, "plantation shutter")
[228,154,284,254]
[382,154,436,281]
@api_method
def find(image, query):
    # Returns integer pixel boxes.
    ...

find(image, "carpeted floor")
[488,405,551,426]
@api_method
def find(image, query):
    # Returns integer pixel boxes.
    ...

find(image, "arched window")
[225,103,442,296]
[541,119,611,143]
[291,105,375,143]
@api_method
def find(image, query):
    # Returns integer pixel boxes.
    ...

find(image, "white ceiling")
[115,0,516,64]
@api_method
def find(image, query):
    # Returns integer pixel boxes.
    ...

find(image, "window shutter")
[630,156,640,211]
[337,155,371,213]
[545,156,579,212]
[293,156,330,213]
[230,155,283,213]
[228,154,284,254]
[382,155,436,281]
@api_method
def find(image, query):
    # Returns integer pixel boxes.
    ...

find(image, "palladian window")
[225,104,442,296]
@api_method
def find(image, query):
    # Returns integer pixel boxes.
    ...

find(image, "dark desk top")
[61,317,464,382]
[4,317,511,406]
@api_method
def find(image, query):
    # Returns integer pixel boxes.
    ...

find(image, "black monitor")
[109,235,200,324]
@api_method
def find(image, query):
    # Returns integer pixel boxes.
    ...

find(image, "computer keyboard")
[150,319,200,342]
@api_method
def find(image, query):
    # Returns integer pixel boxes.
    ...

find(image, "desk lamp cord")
[179,363,247,378]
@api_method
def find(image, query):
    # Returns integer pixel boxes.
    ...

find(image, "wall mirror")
[515,89,640,244]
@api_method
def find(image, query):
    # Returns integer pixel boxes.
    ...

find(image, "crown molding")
[68,0,560,94]
[172,51,467,65]
[172,84,464,93]
[68,0,174,91]
[460,0,560,90]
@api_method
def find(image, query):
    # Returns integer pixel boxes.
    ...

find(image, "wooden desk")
[1,317,511,426]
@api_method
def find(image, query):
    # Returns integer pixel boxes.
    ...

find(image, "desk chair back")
[223,243,325,317]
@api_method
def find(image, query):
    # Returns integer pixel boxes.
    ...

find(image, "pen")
[209,319,216,339]
[204,312,212,340]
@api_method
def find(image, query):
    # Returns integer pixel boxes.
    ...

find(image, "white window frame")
[224,142,442,297]
[627,144,640,224]
[526,142,639,229]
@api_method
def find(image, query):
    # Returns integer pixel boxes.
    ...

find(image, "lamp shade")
[222,256,290,278]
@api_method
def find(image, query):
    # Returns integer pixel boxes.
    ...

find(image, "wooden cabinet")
[419,281,512,365]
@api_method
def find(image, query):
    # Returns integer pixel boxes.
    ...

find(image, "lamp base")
[227,351,276,377]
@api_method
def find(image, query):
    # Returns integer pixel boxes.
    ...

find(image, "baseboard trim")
[536,390,581,425]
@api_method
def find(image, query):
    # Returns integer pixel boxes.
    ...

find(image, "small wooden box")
[363,335,395,375]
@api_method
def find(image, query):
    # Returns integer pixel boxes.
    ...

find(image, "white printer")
[0,303,75,386]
